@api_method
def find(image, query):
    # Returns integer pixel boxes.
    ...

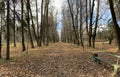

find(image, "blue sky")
[99,9,111,25]
[57,13,63,36]
[52,0,64,36]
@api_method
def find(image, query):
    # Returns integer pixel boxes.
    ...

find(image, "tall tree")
[75,0,79,44]
[26,0,34,48]
[6,0,10,60]
[79,0,84,47]
[36,0,39,38]
[109,0,120,50]
[107,21,115,45]
[0,1,5,59]
[45,0,50,46]
[0,0,5,58]
[29,1,39,46]
[86,0,88,35]
[67,0,80,45]
[92,0,100,48]
[39,0,44,46]
[13,0,16,47]
[21,0,26,51]
[88,0,95,47]
[0,15,2,58]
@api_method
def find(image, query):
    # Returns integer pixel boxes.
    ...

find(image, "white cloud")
[52,0,65,14]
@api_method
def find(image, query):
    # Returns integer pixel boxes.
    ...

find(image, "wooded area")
[61,0,120,49]
[0,0,59,60]
[0,0,120,76]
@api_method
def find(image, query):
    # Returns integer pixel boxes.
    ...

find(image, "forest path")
[0,42,114,77]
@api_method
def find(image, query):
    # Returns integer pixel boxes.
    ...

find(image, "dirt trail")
[0,43,114,77]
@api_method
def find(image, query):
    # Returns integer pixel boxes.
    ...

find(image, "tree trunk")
[42,8,46,46]
[67,0,80,46]
[39,0,44,46]
[45,0,49,46]
[26,0,34,48]
[109,0,120,50]
[0,30,1,59]
[80,0,84,47]
[29,2,39,46]
[89,0,95,47]
[6,0,10,60]
[36,0,39,38]
[86,0,88,35]
[13,1,16,47]
[21,0,26,51]
[85,0,89,46]
[108,38,112,45]
[92,0,100,48]
[75,0,79,45]
[0,15,2,58]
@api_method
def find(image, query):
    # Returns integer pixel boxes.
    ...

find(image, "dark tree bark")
[21,0,26,51]
[86,0,88,35]
[80,0,84,47]
[67,0,80,46]
[45,0,49,46]
[13,0,16,47]
[75,0,79,44]
[36,0,39,38]
[0,15,2,58]
[92,0,100,48]
[109,0,120,50]
[108,37,114,45]
[26,0,34,48]
[39,0,44,46]
[29,2,39,46]
[0,29,1,59]
[42,13,46,45]
[89,0,95,47]
[6,0,10,60]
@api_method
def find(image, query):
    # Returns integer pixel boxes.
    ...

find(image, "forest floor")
[0,42,120,77]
